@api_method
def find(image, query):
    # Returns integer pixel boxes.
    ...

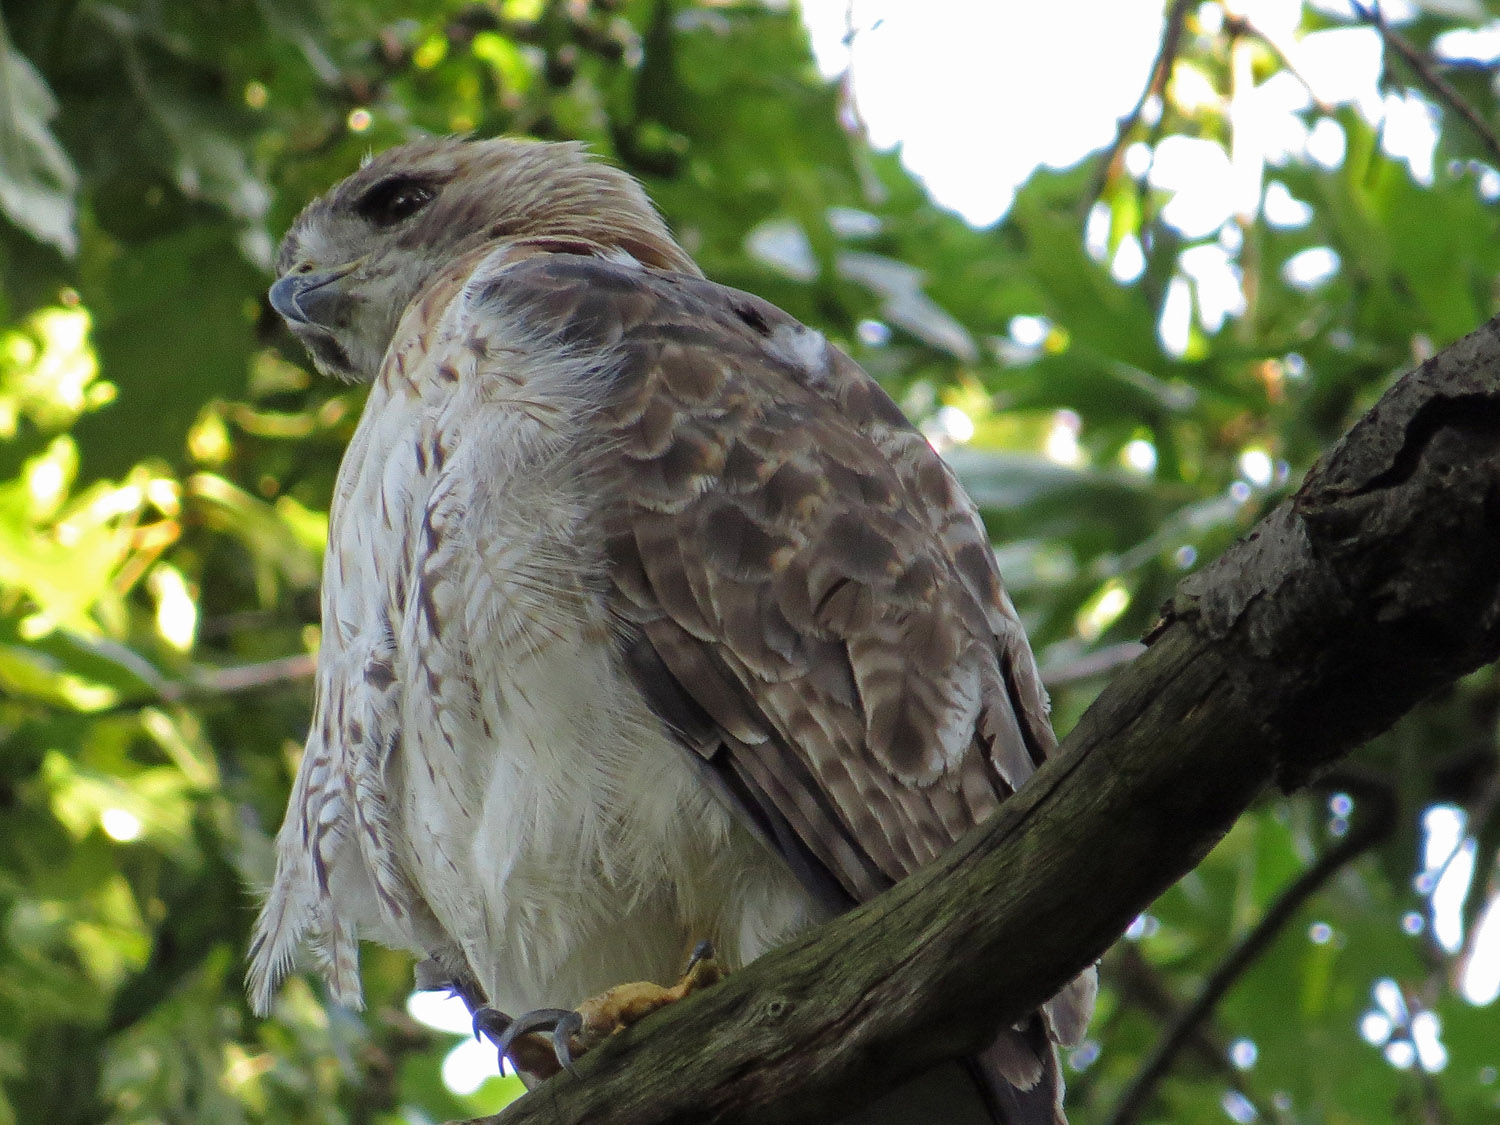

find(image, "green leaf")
[0,14,78,256]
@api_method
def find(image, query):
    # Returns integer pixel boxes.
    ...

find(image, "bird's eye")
[355,177,436,227]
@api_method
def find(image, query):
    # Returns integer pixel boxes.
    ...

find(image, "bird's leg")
[566,939,726,1063]
[485,940,726,1078]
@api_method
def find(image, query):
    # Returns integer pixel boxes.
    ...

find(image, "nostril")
[293,260,317,274]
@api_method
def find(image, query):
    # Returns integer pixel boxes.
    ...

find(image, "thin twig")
[1223,13,1334,114]
[1407,979,1451,1125]
[158,653,317,703]
[69,653,318,717]
[1351,1,1500,169]
[1106,945,1276,1122]
[1105,772,1398,1125]
[1086,0,1193,212]
[1040,642,1144,689]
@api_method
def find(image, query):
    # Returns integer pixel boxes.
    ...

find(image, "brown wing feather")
[484,253,1089,1120]
[499,255,1056,903]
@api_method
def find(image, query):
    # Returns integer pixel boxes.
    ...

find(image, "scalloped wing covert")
[494,256,1058,901]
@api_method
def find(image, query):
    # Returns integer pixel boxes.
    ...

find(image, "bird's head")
[269,135,699,381]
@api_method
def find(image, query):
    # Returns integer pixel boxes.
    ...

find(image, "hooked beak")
[268,259,362,329]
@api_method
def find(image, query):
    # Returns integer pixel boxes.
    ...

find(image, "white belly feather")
[249,270,818,1016]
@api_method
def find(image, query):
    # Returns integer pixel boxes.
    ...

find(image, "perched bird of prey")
[248,136,1093,1123]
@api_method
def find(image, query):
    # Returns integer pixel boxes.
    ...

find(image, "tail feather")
[245,871,312,1016]
[1043,965,1098,1049]
[981,1022,1047,1091]
[971,1016,1068,1125]
[312,909,366,1009]
[247,878,367,1014]
[829,1030,1064,1125]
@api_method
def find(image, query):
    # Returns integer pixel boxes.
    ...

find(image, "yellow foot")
[484,940,725,1079]
[571,939,725,1055]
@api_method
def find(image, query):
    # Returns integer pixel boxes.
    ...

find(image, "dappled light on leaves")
[149,565,198,653]
[1077,582,1132,644]
[100,807,143,843]
[0,308,104,433]
[1461,899,1500,1007]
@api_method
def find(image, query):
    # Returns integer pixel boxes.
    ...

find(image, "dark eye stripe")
[355,177,436,227]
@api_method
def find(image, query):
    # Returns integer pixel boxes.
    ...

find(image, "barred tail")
[247,864,367,1014]
[245,863,313,1016]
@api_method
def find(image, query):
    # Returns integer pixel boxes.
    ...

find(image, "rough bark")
[474,313,1500,1125]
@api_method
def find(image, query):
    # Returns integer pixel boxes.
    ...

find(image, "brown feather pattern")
[493,254,1051,903]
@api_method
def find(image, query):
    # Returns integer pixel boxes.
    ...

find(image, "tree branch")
[1105,772,1398,1125]
[471,311,1500,1124]
[1352,1,1500,169]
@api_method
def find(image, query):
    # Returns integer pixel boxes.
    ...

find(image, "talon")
[685,939,715,973]
[679,940,724,992]
[497,1007,577,1069]
[472,1005,511,1044]
[474,1005,567,1086]
[551,1009,585,1073]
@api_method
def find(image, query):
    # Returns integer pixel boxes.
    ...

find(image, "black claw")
[687,942,717,978]
[497,1007,577,1067]
[472,1005,512,1044]
[551,1010,585,1073]
[686,939,715,972]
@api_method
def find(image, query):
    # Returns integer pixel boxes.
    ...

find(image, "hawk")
[248,136,1093,1124]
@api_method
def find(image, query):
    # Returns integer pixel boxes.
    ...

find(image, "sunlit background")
[377,0,1500,1101]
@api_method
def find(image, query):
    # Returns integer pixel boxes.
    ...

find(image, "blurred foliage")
[1,0,1498,1122]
